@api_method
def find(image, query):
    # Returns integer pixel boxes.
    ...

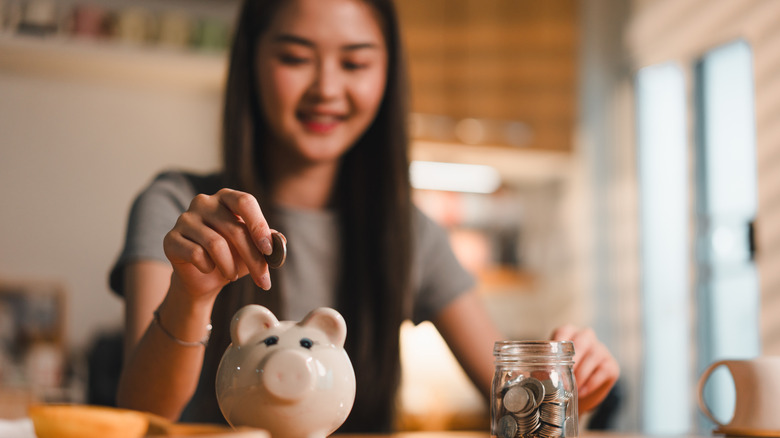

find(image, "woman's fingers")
[215,189,273,256]
[570,328,597,375]
[550,325,596,372]
[168,190,273,291]
[578,360,620,413]
[551,324,585,371]
[572,338,606,391]
[167,211,239,281]
[580,359,618,397]
[549,325,620,414]
[163,229,216,274]
[549,324,578,344]
[206,201,271,289]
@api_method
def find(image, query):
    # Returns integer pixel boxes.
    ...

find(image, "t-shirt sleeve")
[411,207,477,324]
[108,171,197,296]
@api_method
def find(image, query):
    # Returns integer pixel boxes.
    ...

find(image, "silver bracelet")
[153,308,212,347]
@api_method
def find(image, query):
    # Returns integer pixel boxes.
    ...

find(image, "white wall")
[0,60,222,351]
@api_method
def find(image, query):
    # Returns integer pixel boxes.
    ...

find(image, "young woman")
[110,0,619,432]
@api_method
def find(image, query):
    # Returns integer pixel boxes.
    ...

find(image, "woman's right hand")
[163,188,275,301]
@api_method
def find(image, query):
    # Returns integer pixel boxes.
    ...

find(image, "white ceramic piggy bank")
[215,305,356,438]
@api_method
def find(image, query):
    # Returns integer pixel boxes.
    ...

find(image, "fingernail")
[259,273,271,291]
[260,237,273,256]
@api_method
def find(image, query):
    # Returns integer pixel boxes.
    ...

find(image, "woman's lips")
[298,113,343,134]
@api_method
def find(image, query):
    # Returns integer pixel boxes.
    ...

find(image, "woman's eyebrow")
[272,34,315,47]
[272,33,380,51]
[342,42,380,52]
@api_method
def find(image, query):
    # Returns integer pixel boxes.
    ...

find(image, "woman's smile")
[296,110,347,134]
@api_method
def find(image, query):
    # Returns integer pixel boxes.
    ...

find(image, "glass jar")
[491,341,578,438]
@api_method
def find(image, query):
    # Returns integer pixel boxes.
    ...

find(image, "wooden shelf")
[0,33,227,93]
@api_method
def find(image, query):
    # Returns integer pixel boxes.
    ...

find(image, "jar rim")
[493,340,575,360]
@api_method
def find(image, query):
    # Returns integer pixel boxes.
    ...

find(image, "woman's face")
[256,0,388,166]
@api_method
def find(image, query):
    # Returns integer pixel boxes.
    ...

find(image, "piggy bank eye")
[262,336,279,347]
[299,338,313,349]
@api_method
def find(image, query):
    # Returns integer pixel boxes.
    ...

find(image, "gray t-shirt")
[110,171,475,324]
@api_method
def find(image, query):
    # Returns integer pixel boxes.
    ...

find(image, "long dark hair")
[209,0,412,432]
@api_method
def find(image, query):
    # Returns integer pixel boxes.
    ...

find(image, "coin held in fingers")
[264,231,287,269]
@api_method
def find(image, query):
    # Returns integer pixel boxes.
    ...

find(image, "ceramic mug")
[697,357,780,432]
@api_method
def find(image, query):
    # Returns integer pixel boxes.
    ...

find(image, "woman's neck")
[271,161,339,210]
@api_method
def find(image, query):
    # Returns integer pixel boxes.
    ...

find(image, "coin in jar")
[542,379,565,401]
[503,385,533,414]
[264,231,287,269]
[563,416,576,437]
[520,377,545,410]
[497,415,518,438]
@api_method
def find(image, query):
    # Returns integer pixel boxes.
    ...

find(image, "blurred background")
[1,0,779,435]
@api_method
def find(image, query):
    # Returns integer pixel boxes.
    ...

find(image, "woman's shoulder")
[410,204,450,250]
[411,204,445,233]
[135,170,223,211]
[138,170,224,206]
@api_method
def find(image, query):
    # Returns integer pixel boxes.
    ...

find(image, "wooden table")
[337,432,708,438]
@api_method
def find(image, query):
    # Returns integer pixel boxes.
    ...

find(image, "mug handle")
[697,360,729,427]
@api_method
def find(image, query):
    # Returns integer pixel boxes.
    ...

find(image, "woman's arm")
[433,291,620,414]
[116,188,275,420]
[432,290,503,401]
[116,260,214,420]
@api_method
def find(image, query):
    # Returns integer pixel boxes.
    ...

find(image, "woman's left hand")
[550,325,620,414]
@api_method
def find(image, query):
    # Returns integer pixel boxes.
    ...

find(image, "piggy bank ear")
[300,307,347,347]
[230,304,279,346]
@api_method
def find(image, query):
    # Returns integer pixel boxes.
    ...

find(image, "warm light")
[410,161,501,194]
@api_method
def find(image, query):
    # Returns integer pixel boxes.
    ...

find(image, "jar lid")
[493,340,574,364]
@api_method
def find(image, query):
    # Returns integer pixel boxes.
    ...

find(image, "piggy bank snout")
[262,349,316,401]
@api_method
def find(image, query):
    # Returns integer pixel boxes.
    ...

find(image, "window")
[636,62,691,435]
[635,39,761,433]
[694,40,760,426]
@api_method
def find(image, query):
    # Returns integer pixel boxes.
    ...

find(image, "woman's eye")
[262,336,279,346]
[279,54,309,65]
[299,338,313,349]
[342,61,368,71]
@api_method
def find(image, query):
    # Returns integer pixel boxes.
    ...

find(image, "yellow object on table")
[28,404,149,438]
[27,403,270,438]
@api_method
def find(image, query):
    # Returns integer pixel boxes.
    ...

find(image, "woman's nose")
[308,60,342,100]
